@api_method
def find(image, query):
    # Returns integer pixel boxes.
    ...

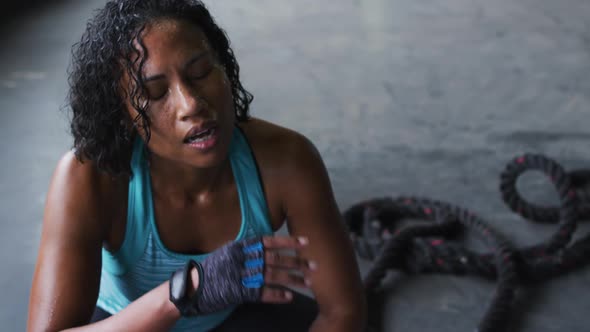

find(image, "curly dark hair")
[68,0,253,176]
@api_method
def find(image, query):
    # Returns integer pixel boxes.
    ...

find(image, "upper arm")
[279,133,366,321]
[27,152,110,332]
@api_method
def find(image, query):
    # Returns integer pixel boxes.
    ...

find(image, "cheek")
[217,64,232,91]
[206,66,234,112]
[142,103,175,138]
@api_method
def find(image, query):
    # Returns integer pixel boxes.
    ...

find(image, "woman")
[27,0,366,331]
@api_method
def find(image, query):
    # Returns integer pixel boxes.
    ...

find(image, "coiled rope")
[344,154,590,332]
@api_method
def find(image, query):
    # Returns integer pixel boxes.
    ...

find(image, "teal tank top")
[97,126,274,331]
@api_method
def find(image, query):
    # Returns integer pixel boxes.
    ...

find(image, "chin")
[190,151,228,169]
[185,139,232,168]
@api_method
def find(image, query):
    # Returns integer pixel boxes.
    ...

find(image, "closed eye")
[149,89,167,101]
[187,64,214,81]
[145,83,168,101]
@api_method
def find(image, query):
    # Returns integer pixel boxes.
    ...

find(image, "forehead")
[136,18,211,67]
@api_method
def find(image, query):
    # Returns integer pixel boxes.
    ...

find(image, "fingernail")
[305,278,312,286]
[308,261,318,270]
[285,291,293,299]
[298,237,309,245]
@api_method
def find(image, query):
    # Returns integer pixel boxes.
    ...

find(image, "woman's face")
[124,18,235,169]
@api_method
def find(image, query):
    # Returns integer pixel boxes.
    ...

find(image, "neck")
[148,153,233,205]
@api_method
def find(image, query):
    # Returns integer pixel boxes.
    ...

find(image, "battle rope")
[344,153,590,332]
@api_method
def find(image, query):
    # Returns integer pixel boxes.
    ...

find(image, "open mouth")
[184,127,217,144]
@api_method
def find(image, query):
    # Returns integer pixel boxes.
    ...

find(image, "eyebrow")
[142,51,210,82]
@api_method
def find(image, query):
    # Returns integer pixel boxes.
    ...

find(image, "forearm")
[310,312,365,332]
[62,281,180,332]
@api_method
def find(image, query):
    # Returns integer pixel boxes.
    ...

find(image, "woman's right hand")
[173,236,317,316]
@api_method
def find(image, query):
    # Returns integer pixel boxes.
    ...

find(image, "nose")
[173,81,207,121]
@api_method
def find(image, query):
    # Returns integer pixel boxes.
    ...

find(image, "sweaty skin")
[27,18,365,332]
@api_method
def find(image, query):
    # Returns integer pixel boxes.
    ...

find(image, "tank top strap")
[229,126,273,237]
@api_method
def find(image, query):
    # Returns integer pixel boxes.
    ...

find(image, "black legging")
[90,292,318,332]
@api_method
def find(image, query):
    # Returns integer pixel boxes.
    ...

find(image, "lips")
[183,122,218,143]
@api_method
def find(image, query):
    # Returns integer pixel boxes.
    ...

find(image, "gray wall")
[2,0,590,331]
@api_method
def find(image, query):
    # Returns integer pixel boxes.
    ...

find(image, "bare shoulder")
[46,150,126,241]
[238,118,328,223]
[238,117,320,172]
[53,150,114,195]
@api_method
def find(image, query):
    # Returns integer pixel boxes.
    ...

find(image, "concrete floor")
[1,0,590,331]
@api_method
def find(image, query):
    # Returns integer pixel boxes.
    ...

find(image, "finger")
[265,251,317,272]
[262,236,309,250]
[265,267,311,289]
[260,287,293,304]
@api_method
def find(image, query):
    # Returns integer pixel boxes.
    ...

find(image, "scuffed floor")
[1,0,589,330]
